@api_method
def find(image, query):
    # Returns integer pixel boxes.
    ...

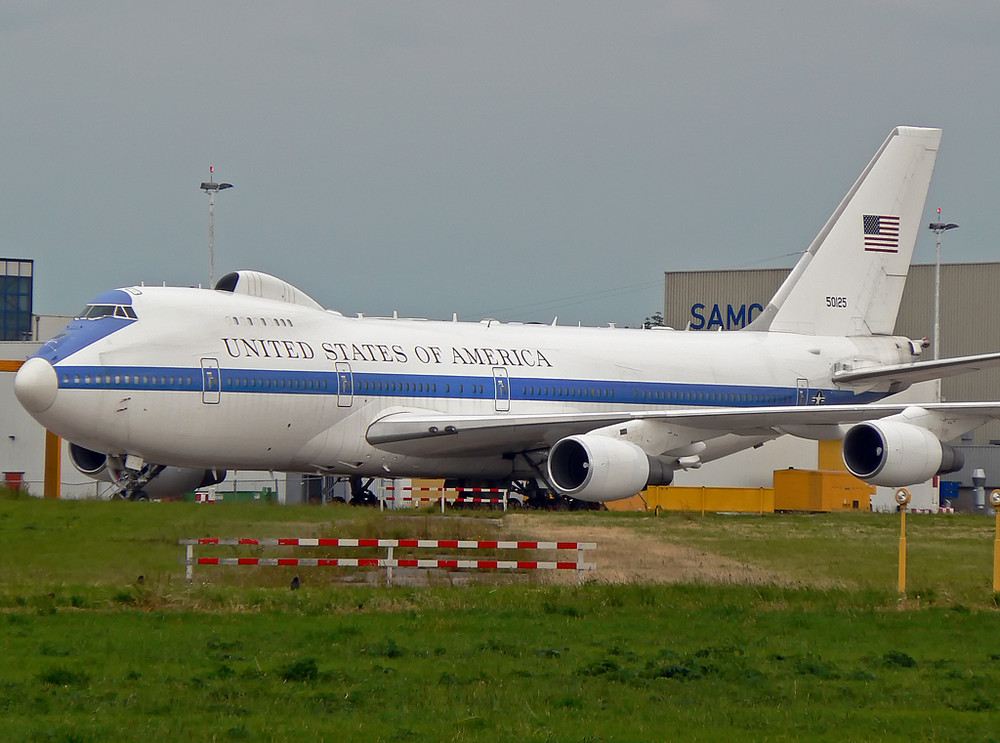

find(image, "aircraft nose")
[14,357,59,414]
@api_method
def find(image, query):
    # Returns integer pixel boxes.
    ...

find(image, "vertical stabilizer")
[746,126,941,336]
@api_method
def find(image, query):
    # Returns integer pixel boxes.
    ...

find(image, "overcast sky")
[2,1,998,327]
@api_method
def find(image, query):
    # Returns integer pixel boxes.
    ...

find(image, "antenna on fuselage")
[200,166,234,289]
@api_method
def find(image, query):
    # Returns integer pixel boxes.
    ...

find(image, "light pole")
[927,212,958,362]
[200,167,233,288]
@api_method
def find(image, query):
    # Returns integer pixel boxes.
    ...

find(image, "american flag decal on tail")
[863,214,900,252]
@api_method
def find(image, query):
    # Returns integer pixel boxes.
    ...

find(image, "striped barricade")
[180,537,597,585]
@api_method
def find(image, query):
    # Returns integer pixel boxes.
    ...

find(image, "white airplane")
[15,126,1000,503]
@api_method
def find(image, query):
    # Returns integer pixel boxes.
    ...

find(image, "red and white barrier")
[180,537,597,584]
[384,487,506,493]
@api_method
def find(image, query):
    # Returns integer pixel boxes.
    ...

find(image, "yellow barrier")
[773,469,874,511]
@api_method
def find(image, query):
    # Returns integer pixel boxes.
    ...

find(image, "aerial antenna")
[200,166,234,289]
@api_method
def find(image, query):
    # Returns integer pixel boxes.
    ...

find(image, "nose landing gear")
[107,463,165,501]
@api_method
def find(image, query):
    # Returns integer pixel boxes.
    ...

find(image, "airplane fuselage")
[19,284,916,481]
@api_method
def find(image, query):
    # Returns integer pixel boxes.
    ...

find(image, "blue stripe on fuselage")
[52,364,882,407]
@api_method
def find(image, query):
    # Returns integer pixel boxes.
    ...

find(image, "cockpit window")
[77,304,137,320]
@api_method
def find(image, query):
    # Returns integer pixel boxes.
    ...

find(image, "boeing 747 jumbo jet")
[15,127,1000,503]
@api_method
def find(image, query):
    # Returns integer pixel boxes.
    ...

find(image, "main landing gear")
[349,476,379,506]
[508,480,602,510]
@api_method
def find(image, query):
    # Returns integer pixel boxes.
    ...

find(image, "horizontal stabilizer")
[833,350,1000,387]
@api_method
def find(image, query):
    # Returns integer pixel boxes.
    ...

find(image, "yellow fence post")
[991,490,1000,593]
[895,489,911,595]
[43,431,61,499]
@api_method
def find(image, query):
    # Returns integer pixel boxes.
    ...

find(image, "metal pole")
[928,216,958,366]
[200,169,233,290]
[208,189,216,289]
[933,230,941,361]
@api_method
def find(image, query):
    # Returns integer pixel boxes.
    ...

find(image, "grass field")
[2,490,1000,741]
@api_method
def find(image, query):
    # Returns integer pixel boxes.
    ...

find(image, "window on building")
[1,259,33,341]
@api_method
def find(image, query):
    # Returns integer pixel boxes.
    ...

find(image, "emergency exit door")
[493,367,510,412]
[336,362,354,407]
[201,358,221,404]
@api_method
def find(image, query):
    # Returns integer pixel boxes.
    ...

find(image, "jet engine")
[69,443,226,498]
[69,443,114,479]
[546,434,672,502]
[841,421,964,487]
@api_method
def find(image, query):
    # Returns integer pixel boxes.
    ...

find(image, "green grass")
[610,509,1000,605]
[2,492,1000,741]
[4,586,1000,741]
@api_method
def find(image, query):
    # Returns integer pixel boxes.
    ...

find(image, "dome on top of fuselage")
[214,270,323,310]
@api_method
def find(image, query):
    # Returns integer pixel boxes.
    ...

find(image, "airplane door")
[493,367,510,412]
[796,378,809,406]
[336,362,354,408]
[201,358,221,404]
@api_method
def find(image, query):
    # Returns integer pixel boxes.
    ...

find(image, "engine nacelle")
[842,421,964,487]
[547,434,672,502]
[68,444,226,498]
[69,443,113,479]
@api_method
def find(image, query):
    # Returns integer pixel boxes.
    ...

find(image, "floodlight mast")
[200,166,233,289]
[927,210,959,362]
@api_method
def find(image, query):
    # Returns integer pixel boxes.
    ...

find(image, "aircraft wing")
[833,351,1000,387]
[366,402,1000,458]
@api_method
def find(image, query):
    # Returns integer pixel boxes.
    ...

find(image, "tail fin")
[746,126,941,336]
